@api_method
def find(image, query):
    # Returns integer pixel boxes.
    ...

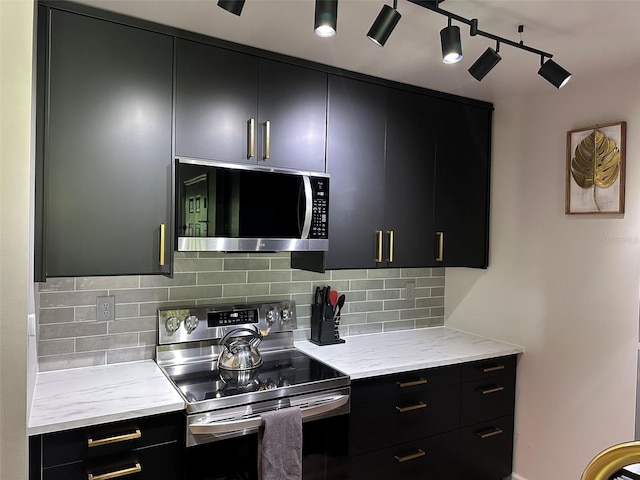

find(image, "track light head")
[440,19,462,64]
[315,0,338,38]
[367,4,402,47]
[538,58,571,88]
[468,46,502,81]
[217,0,245,16]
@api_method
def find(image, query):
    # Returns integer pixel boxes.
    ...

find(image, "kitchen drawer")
[458,415,514,480]
[351,364,460,405]
[460,354,516,383]
[42,441,179,480]
[347,430,458,480]
[460,364,515,426]
[41,412,181,468]
[349,384,460,455]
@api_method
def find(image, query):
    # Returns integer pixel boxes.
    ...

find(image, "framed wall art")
[566,121,626,215]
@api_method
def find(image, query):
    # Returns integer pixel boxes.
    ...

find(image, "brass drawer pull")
[481,364,505,373]
[396,401,427,413]
[387,230,394,263]
[87,462,141,480]
[476,427,503,439]
[396,378,427,388]
[87,429,141,447]
[263,120,271,160]
[394,449,426,463]
[159,224,165,267]
[247,118,255,159]
[478,385,505,395]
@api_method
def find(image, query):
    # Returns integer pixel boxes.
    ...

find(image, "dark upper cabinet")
[36,8,173,278]
[384,89,438,268]
[258,59,327,172]
[322,78,438,270]
[175,39,258,165]
[175,40,327,172]
[324,75,387,269]
[433,103,492,268]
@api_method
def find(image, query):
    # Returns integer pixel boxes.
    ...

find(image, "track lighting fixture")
[407,0,572,87]
[468,42,502,81]
[217,0,245,17]
[367,0,402,47]
[538,57,572,89]
[440,17,462,64]
[315,0,338,38]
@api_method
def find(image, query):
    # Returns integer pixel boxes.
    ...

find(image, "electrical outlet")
[97,295,115,321]
[405,281,416,301]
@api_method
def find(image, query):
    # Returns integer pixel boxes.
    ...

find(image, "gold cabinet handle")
[478,385,505,395]
[482,364,505,373]
[375,230,383,263]
[476,427,504,439]
[263,120,271,160]
[159,224,165,267]
[387,230,394,263]
[87,463,141,480]
[395,401,427,413]
[396,378,427,388]
[247,118,255,159]
[436,231,444,262]
[394,449,426,463]
[87,429,141,448]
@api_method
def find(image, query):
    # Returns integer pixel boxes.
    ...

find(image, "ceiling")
[73,0,640,103]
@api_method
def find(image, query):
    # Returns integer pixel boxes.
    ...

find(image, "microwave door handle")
[300,176,312,239]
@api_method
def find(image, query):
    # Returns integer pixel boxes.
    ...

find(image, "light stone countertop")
[28,360,184,436]
[295,327,524,380]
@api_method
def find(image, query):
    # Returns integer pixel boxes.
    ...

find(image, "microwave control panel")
[310,178,329,239]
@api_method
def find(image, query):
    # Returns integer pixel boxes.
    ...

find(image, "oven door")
[184,389,350,480]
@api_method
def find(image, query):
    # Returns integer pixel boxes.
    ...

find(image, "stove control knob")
[281,308,291,322]
[266,308,278,324]
[165,316,181,333]
[184,315,199,333]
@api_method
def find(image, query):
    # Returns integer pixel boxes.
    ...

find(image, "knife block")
[309,304,345,346]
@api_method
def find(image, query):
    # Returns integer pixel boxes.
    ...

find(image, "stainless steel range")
[155,300,350,448]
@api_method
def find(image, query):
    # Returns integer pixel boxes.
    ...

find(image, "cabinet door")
[258,59,327,172]
[434,102,492,268]
[43,10,172,277]
[324,75,387,269]
[384,90,437,268]
[175,39,258,164]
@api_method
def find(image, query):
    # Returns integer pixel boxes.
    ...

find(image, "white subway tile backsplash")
[35,252,445,371]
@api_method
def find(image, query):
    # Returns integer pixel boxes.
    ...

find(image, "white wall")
[446,65,640,480]
[0,1,34,479]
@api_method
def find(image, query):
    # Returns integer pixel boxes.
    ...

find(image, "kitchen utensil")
[218,327,263,385]
[329,289,338,308]
[334,294,345,340]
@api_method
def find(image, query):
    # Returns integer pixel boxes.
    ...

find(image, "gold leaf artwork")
[571,130,621,211]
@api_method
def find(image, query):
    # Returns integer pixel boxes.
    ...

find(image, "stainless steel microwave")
[175,159,329,252]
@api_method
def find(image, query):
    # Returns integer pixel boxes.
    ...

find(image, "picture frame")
[566,121,626,215]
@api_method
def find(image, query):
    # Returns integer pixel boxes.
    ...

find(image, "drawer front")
[458,415,514,480]
[351,364,461,405]
[349,384,460,455]
[460,366,515,426]
[348,430,458,480]
[460,354,516,383]
[42,412,181,468]
[42,441,180,480]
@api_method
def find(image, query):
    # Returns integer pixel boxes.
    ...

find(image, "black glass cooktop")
[163,349,347,406]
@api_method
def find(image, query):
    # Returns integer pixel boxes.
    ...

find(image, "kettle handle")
[218,327,262,351]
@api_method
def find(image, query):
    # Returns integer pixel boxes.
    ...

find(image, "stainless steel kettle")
[217,327,263,384]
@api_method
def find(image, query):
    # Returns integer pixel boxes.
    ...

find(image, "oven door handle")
[189,393,349,436]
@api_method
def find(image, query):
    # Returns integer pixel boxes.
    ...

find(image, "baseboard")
[509,473,529,480]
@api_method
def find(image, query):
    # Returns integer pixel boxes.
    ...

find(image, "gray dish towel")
[258,406,303,480]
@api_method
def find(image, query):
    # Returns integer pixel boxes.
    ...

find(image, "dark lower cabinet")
[340,355,517,480]
[36,6,173,278]
[29,412,181,480]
